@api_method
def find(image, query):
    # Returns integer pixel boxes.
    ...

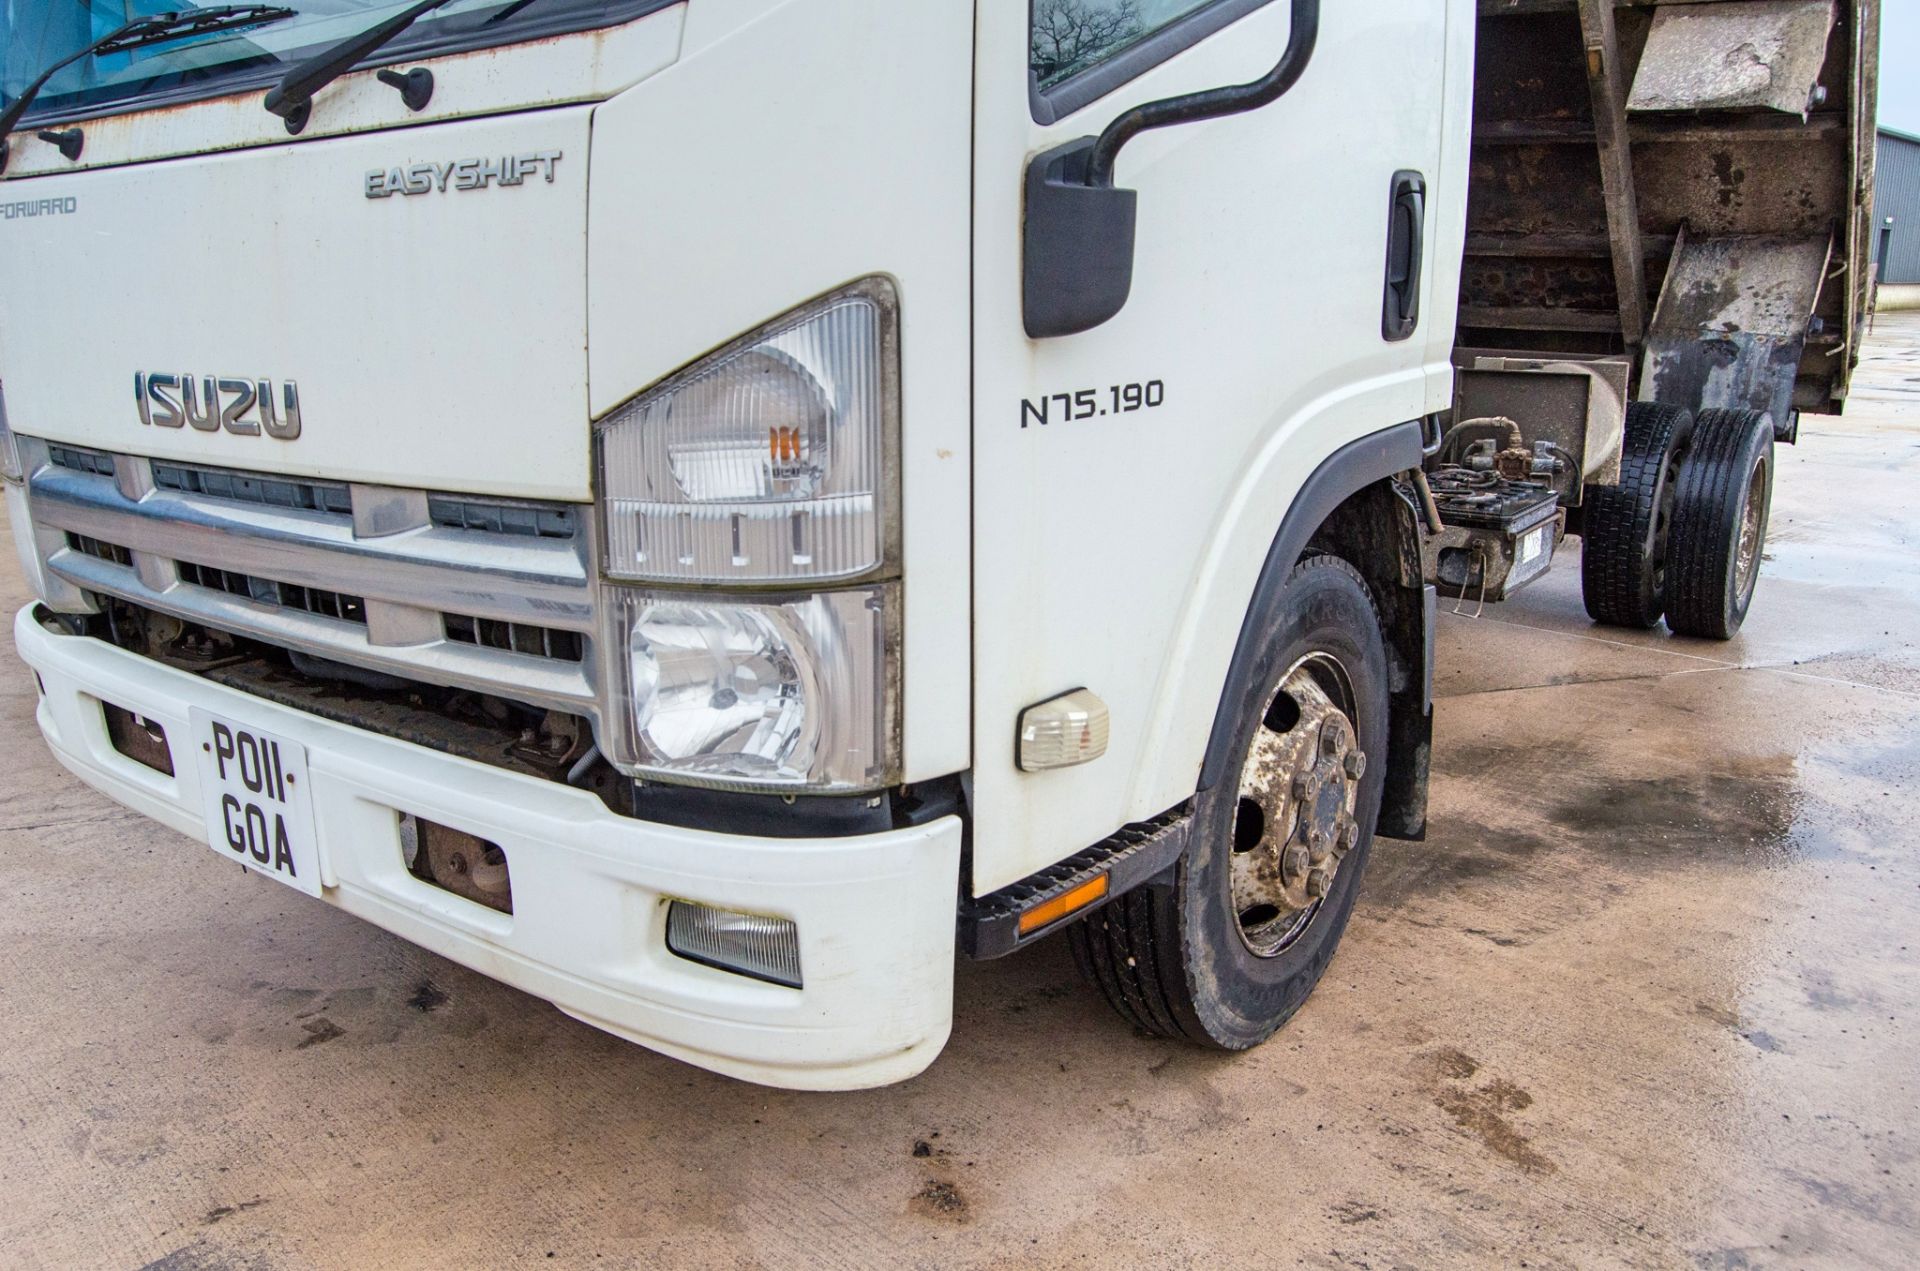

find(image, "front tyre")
[1071,556,1390,1047]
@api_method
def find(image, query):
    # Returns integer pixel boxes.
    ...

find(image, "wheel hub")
[1230,655,1365,958]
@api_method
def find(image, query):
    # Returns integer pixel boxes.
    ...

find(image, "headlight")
[0,383,19,483]
[612,585,897,793]
[596,278,898,584]
[596,280,903,795]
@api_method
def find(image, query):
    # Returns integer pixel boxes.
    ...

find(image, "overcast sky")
[1884,1,1918,135]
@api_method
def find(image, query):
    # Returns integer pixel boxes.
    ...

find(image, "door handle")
[1383,170,1426,342]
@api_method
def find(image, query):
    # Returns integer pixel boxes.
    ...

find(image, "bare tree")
[1031,0,1144,82]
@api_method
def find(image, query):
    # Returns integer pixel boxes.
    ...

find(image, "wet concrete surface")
[2,318,1918,1269]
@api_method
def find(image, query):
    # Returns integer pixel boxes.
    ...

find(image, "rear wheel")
[1070,556,1389,1047]
[1665,408,1774,640]
[1581,402,1694,628]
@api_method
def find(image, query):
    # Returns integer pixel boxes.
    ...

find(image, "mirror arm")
[1085,0,1321,189]
[1022,0,1322,339]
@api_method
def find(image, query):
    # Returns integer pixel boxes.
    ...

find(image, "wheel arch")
[1195,421,1434,841]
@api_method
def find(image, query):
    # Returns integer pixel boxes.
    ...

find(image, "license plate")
[189,708,322,897]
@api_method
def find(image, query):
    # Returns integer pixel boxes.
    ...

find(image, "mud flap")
[1641,230,1833,443]
[1376,583,1433,842]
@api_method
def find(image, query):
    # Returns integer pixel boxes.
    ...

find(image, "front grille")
[66,532,132,566]
[48,445,117,477]
[153,461,354,516]
[177,560,368,624]
[27,443,597,725]
[444,613,585,663]
[428,495,577,540]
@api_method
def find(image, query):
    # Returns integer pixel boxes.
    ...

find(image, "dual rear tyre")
[1581,402,1693,628]
[1664,409,1775,639]
[1581,403,1775,640]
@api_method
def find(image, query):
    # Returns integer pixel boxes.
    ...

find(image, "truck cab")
[0,0,1874,1087]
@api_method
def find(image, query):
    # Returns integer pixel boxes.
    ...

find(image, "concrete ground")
[3,318,1918,1271]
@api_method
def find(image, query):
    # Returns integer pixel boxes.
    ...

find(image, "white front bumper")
[13,605,962,1090]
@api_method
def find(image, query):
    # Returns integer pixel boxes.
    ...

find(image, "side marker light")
[1018,873,1111,936]
[1017,688,1110,772]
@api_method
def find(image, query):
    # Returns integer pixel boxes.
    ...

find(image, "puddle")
[1544,765,1802,865]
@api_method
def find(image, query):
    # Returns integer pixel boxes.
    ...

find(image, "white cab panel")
[585,0,976,784]
[970,0,1466,893]
[0,109,594,500]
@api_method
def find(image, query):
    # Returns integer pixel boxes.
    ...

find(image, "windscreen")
[1,0,624,124]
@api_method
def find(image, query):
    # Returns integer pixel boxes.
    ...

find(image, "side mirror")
[1021,0,1321,340]
[1022,139,1139,340]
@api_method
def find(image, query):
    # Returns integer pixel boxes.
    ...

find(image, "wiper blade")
[0,5,300,170]
[98,4,299,55]
[263,0,458,133]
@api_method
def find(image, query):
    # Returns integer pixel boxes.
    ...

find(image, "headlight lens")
[614,585,897,793]
[597,279,897,584]
[0,383,20,483]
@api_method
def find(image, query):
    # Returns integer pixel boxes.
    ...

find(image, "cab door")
[970,0,1463,894]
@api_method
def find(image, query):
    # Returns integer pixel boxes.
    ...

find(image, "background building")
[1875,127,1920,287]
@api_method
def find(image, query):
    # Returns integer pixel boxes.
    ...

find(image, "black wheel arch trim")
[1197,419,1432,840]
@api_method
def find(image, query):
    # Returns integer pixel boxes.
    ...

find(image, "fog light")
[1017,688,1110,771]
[666,901,802,988]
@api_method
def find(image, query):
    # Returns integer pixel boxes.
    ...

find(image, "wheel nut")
[1283,844,1309,881]
[1340,821,1359,850]
[1306,867,1331,900]
[1321,728,1342,756]
[1344,751,1367,779]
[1291,776,1310,801]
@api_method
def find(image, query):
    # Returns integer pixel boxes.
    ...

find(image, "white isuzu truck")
[0,0,1876,1087]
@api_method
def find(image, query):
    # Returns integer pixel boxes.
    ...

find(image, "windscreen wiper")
[263,0,457,134]
[0,5,298,171]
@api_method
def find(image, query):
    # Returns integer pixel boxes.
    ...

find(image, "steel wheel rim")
[1228,652,1366,959]
[1734,455,1768,599]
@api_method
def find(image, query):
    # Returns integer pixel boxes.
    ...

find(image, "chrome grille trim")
[21,439,604,721]
[29,464,590,626]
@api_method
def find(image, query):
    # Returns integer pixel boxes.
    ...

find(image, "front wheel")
[1070,556,1390,1047]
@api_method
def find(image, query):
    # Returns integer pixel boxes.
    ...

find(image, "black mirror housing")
[1022,138,1139,340]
